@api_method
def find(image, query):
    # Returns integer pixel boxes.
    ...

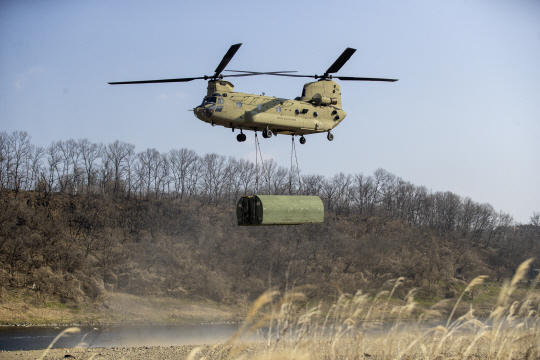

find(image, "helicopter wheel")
[237,133,246,142]
[263,129,272,138]
[327,132,334,141]
[299,136,306,145]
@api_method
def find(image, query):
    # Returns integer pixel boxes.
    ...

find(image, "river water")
[0,323,242,351]
[1,319,492,351]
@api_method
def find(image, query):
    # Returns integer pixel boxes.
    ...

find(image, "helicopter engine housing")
[301,80,342,109]
[311,93,338,106]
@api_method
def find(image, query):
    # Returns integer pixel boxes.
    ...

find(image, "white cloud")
[14,67,44,91]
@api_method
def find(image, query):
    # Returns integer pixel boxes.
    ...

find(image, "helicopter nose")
[201,108,212,118]
[193,106,212,119]
[201,104,215,118]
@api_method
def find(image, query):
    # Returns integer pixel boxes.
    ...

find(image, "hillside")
[1,131,539,323]
[0,189,538,323]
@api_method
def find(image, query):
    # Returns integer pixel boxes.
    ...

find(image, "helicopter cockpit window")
[206,96,217,104]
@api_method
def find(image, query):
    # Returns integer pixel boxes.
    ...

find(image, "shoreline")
[0,337,501,360]
[0,320,241,327]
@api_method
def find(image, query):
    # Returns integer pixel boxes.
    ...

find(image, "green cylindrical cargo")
[237,195,324,226]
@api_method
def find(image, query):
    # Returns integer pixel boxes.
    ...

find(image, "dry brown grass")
[184,259,540,359]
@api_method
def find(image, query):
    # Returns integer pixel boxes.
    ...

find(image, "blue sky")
[1,0,539,223]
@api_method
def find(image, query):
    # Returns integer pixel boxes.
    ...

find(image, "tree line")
[1,130,534,239]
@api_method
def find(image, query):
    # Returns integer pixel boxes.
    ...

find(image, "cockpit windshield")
[200,96,217,106]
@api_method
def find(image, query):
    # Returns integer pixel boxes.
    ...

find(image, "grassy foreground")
[2,260,540,359]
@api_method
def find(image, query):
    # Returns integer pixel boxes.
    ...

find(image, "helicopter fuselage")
[193,79,347,137]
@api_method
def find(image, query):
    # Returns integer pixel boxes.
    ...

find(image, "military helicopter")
[109,44,397,144]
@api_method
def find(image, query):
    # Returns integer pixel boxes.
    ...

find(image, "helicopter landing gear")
[327,132,334,141]
[299,136,306,145]
[262,128,272,139]
[236,132,246,142]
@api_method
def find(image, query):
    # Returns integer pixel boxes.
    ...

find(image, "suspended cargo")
[237,195,324,226]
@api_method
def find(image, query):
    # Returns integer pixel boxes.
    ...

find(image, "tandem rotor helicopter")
[109,44,398,145]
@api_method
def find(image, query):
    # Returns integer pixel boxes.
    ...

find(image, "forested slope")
[1,130,539,309]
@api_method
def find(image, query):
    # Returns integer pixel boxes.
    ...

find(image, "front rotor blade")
[221,73,274,78]
[336,76,398,82]
[326,48,357,75]
[109,76,205,85]
[213,43,242,78]
[225,70,298,75]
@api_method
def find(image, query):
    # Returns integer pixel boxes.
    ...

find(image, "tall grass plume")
[187,259,540,359]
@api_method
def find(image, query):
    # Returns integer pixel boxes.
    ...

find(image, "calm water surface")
[0,323,241,351]
[0,320,491,351]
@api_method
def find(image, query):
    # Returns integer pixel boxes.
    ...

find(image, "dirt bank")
[0,291,243,326]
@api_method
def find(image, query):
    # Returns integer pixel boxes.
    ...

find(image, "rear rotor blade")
[213,43,242,78]
[325,48,357,75]
[241,73,398,82]
[225,70,298,75]
[335,76,398,82]
[221,73,280,79]
[257,73,317,79]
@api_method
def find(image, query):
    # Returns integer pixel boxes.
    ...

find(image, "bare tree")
[301,174,323,196]
[236,158,256,196]
[106,140,132,195]
[201,153,229,203]
[351,173,373,217]
[168,148,199,200]
[0,131,9,189]
[123,143,137,199]
[55,140,77,193]
[136,148,159,198]
[321,176,338,211]
[78,139,102,193]
[45,141,62,192]
[433,191,462,234]
[186,157,204,198]
[469,203,496,247]
[271,165,289,195]
[154,153,169,197]
[28,146,45,191]
[531,212,540,236]
[332,172,352,215]
[7,131,34,192]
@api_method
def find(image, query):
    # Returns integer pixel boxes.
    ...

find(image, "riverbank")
[3,344,359,360]
[0,278,532,329]
[0,289,504,328]
[0,290,243,326]
[0,338,511,360]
